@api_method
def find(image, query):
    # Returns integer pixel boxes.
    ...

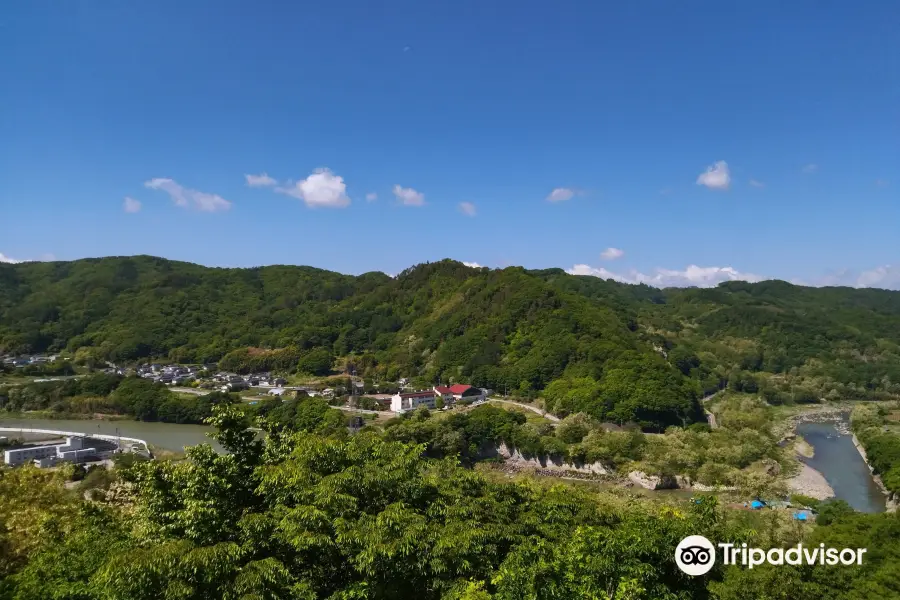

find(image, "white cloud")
[802,163,818,174]
[245,173,276,187]
[546,187,576,202]
[0,252,54,264]
[463,261,483,268]
[459,201,477,216]
[144,178,232,212]
[123,196,142,213]
[696,161,731,190]
[749,179,765,188]
[366,192,378,202]
[393,184,425,206]
[567,263,763,288]
[276,168,351,209]
[812,266,900,290]
[567,261,900,292]
[600,247,624,261]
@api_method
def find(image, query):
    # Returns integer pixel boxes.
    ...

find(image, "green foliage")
[7,257,900,431]
[295,348,334,376]
[265,397,348,435]
[0,257,703,430]
[0,374,238,424]
[851,403,900,494]
[1,406,898,599]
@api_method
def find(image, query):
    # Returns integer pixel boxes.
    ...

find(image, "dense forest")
[4,256,900,429]
[0,403,897,600]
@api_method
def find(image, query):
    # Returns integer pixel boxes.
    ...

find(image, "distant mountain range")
[3,255,900,429]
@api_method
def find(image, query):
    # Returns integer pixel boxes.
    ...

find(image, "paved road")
[486,398,561,422]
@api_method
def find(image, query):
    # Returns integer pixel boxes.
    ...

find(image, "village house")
[448,384,485,403]
[433,386,454,404]
[390,390,437,413]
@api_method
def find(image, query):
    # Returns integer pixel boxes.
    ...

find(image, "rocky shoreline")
[786,463,835,500]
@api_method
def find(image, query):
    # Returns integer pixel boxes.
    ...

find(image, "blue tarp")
[793,511,810,521]
[750,500,765,509]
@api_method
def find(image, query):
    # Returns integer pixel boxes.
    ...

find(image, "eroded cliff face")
[484,443,733,492]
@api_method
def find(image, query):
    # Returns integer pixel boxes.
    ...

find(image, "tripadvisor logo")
[675,536,716,576]
[675,535,868,576]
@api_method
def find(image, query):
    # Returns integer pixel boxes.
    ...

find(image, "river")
[0,417,222,453]
[796,420,886,513]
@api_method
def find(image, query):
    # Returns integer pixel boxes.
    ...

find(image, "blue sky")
[1,1,897,287]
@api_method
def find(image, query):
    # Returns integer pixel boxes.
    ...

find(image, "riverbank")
[851,432,899,512]
[0,415,219,453]
[786,463,835,500]
[0,410,133,421]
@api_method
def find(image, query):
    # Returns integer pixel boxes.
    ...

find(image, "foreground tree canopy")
[1,405,898,600]
[5,256,900,429]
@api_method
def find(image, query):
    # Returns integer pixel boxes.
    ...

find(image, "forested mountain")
[3,256,900,427]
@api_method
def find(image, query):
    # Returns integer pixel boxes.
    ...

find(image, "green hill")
[3,255,900,427]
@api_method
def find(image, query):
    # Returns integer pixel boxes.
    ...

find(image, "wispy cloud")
[567,263,762,288]
[0,252,55,264]
[696,161,731,190]
[600,247,624,260]
[145,178,232,212]
[245,173,277,187]
[393,184,425,206]
[807,265,900,290]
[876,179,889,188]
[749,179,765,188]
[546,187,576,202]
[365,192,378,202]
[802,163,818,174]
[123,197,142,213]
[276,168,351,208]
[459,201,477,216]
[463,261,483,268]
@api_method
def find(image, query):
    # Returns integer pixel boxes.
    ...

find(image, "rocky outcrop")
[627,471,678,490]
[490,443,610,476]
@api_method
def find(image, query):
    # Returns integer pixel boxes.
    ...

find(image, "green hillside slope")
[3,256,900,427]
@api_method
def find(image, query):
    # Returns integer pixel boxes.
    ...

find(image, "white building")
[4,436,97,467]
[391,390,437,413]
[433,386,454,404]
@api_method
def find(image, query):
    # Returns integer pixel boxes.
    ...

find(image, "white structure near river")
[4,436,97,467]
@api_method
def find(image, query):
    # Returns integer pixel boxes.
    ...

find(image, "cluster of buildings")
[136,363,211,385]
[2,354,62,367]
[390,384,488,413]
[3,436,98,468]
[133,363,288,391]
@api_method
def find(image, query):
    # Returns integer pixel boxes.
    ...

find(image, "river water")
[0,417,222,453]
[796,421,886,513]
